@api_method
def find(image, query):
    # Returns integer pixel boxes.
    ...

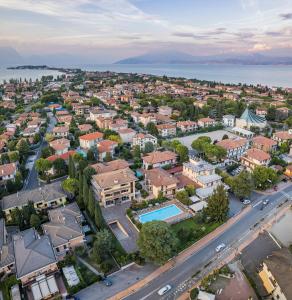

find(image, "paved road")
[22,113,56,190]
[125,184,292,300]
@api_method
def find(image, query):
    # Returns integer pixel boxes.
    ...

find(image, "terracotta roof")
[253,136,277,147]
[177,120,198,127]
[217,138,247,150]
[78,124,93,132]
[91,159,129,174]
[52,126,69,133]
[0,163,16,177]
[49,138,70,151]
[246,148,270,161]
[98,140,118,153]
[274,131,292,141]
[156,123,176,129]
[47,150,76,162]
[145,168,178,187]
[198,117,215,123]
[118,128,136,134]
[143,151,177,164]
[79,131,103,141]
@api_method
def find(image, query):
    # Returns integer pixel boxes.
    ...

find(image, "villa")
[142,151,177,169]
[49,138,70,155]
[252,136,277,153]
[177,120,198,133]
[216,138,249,160]
[241,148,271,171]
[198,117,216,128]
[272,130,292,145]
[132,133,158,150]
[156,123,177,137]
[79,131,104,149]
[0,162,17,185]
[144,168,178,198]
[52,125,69,138]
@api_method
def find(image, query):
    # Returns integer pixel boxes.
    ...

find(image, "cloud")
[172,32,209,39]
[251,43,271,51]
[280,13,292,20]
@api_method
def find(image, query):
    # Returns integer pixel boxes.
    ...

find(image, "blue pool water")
[139,204,183,224]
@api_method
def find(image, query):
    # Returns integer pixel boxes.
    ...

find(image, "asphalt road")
[125,184,292,300]
[22,113,56,190]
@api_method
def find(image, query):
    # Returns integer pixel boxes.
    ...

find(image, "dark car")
[102,278,113,287]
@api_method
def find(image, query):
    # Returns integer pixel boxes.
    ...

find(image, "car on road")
[242,199,251,205]
[263,199,269,205]
[102,278,112,287]
[215,243,226,252]
[157,284,172,296]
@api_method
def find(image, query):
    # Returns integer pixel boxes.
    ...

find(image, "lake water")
[0,67,63,83]
[2,63,292,88]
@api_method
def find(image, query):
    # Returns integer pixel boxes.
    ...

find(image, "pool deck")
[135,200,193,225]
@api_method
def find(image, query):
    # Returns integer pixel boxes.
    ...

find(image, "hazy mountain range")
[2,47,292,67]
[115,50,292,65]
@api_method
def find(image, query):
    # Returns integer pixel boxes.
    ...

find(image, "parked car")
[157,285,172,296]
[263,199,269,205]
[242,199,251,205]
[215,243,226,252]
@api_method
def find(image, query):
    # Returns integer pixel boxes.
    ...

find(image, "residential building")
[284,165,292,178]
[132,133,157,150]
[177,120,198,133]
[158,106,172,116]
[52,126,69,138]
[79,131,103,150]
[91,159,129,174]
[183,157,224,199]
[1,182,67,220]
[73,104,90,116]
[49,138,70,155]
[198,117,216,128]
[273,130,292,145]
[216,138,249,160]
[0,162,17,184]
[156,123,176,137]
[256,108,267,117]
[117,128,136,144]
[13,228,58,287]
[91,168,137,207]
[241,148,271,171]
[259,248,292,300]
[43,203,85,258]
[222,115,235,127]
[252,136,277,153]
[142,151,177,169]
[78,124,93,133]
[144,168,178,198]
[97,140,118,161]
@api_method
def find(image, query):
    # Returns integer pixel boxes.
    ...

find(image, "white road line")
[268,232,282,249]
[253,200,262,208]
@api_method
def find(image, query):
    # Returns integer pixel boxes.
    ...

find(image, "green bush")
[190,287,199,300]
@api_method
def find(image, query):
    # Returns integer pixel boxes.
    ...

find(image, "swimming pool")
[138,204,183,224]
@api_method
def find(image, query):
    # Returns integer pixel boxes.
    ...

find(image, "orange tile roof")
[79,131,103,141]
[246,148,270,161]
[0,162,16,177]
[143,151,177,164]
[47,150,76,162]
[98,140,118,153]
[253,136,277,147]
[217,138,247,150]
[274,131,292,141]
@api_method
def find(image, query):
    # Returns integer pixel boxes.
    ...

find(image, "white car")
[243,199,251,205]
[216,243,226,252]
[157,284,172,296]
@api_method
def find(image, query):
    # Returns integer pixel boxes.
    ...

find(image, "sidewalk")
[109,206,251,300]
[255,181,291,195]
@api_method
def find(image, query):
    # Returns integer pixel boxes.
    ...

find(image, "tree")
[41,146,54,158]
[104,152,112,162]
[253,166,278,190]
[191,136,212,152]
[175,144,189,163]
[68,155,76,178]
[10,208,23,228]
[35,158,52,178]
[279,141,290,154]
[77,171,83,207]
[146,122,159,136]
[144,141,154,153]
[30,214,41,228]
[91,229,113,262]
[83,166,97,183]
[230,171,253,199]
[95,202,104,229]
[137,221,178,265]
[87,149,95,161]
[61,178,79,195]
[108,134,122,144]
[53,158,67,176]
[16,139,30,157]
[285,116,292,127]
[83,176,89,207]
[87,188,95,217]
[45,133,54,142]
[132,145,141,158]
[22,201,36,225]
[185,184,196,196]
[206,185,229,222]
[8,151,19,162]
[176,190,192,205]
[33,133,41,144]
[222,134,229,140]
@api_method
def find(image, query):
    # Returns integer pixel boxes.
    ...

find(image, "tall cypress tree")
[87,187,95,217]
[82,175,89,207]
[68,155,76,178]
[95,201,104,229]
[77,171,83,208]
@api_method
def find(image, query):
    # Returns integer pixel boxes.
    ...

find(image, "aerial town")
[0,70,292,300]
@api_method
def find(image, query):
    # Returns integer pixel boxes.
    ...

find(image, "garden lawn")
[172,216,221,251]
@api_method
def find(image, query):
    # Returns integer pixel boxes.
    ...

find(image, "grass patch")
[172,216,221,252]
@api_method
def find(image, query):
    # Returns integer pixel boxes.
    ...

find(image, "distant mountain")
[0,47,23,66]
[115,51,292,65]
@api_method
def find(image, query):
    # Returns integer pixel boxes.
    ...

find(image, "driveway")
[75,263,156,300]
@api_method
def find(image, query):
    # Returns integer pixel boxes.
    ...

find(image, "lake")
[2,63,292,88]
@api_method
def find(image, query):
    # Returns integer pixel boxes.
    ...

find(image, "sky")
[1,0,292,62]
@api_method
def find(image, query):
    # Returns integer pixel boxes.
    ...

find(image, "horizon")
[1,0,292,63]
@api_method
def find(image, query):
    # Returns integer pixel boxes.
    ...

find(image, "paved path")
[77,256,103,276]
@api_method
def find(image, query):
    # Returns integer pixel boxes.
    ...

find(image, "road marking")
[253,200,262,208]
[268,232,282,249]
